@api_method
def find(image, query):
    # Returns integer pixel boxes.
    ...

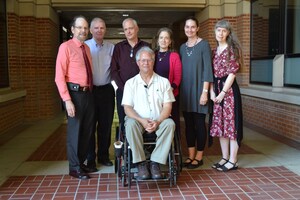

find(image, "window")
[250,0,300,88]
[0,0,9,88]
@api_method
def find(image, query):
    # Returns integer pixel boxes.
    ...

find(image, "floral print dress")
[210,47,241,140]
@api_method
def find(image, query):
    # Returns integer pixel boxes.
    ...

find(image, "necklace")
[158,51,168,61]
[130,48,133,57]
[185,38,198,56]
[217,44,228,55]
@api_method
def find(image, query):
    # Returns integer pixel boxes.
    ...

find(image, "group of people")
[55,15,244,180]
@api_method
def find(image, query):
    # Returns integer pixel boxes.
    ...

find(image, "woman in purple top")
[154,27,182,133]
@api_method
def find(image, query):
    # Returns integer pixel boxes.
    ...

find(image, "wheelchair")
[114,123,182,188]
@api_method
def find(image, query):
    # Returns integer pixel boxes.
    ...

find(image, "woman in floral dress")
[209,20,243,172]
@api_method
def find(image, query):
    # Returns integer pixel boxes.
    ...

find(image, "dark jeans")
[87,84,115,165]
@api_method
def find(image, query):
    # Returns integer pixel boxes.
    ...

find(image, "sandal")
[217,161,238,172]
[187,159,203,169]
[212,158,228,169]
[183,158,193,167]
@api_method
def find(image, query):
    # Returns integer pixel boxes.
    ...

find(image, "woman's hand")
[199,93,208,105]
[214,91,226,104]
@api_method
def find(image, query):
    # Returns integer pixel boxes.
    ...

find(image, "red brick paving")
[1,166,300,199]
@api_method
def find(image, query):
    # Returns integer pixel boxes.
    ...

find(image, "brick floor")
[1,167,300,199]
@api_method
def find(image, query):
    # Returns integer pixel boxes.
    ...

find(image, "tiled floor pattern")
[1,167,300,199]
[27,124,260,162]
[1,114,300,199]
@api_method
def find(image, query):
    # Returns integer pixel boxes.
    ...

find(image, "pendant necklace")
[130,48,133,58]
[129,41,137,58]
[158,51,168,61]
[185,38,198,57]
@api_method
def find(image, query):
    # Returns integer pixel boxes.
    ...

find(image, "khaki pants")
[125,117,175,164]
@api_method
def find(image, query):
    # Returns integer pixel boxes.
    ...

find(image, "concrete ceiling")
[58,9,196,39]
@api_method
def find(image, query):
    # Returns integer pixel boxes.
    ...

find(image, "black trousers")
[65,90,95,171]
[116,88,125,132]
[183,112,207,151]
[87,83,115,164]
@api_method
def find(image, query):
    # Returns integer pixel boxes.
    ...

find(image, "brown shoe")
[137,162,150,180]
[150,162,162,179]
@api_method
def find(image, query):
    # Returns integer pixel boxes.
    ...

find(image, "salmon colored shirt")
[55,38,93,101]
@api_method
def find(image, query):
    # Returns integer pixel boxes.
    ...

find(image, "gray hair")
[214,19,243,68]
[122,18,138,28]
[135,46,155,61]
[90,17,106,28]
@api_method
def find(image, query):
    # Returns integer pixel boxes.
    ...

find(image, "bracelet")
[222,90,227,94]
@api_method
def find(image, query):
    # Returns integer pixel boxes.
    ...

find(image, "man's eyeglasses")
[74,26,89,31]
[138,59,154,63]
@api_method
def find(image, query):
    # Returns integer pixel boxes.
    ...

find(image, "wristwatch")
[203,89,208,93]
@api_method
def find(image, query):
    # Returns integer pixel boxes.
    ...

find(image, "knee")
[125,118,139,134]
[125,117,139,128]
[164,118,175,129]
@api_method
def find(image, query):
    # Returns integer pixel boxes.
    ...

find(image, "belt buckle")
[82,87,89,92]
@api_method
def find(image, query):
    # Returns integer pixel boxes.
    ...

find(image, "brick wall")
[199,15,250,87]
[1,13,61,134]
[243,96,300,142]
[19,16,60,121]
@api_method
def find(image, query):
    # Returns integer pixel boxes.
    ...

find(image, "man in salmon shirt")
[55,15,95,180]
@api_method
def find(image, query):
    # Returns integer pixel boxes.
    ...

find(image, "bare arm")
[124,105,149,128]
[199,81,210,105]
[124,102,172,133]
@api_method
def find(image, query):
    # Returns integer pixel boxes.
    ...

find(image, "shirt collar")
[92,38,104,47]
[137,73,158,87]
[72,37,85,47]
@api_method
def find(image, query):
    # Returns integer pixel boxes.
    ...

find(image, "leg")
[216,137,238,171]
[188,113,206,168]
[116,88,125,132]
[211,137,229,169]
[124,117,145,163]
[78,92,95,165]
[171,96,180,134]
[221,139,239,170]
[182,111,196,164]
[150,118,175,164]
[219,137,230,160]
[97,84,115,165]
[194,113,207,160]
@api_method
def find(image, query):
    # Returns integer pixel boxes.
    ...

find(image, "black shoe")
[183,158,193,167]
[80,164,98,173]
[98,158,113,166]
[69,169,90,180]
[217,161,238,172]
[212,158,228,169]
[150,162,162,179]
[137,162,150,180]
[187,159,203,169]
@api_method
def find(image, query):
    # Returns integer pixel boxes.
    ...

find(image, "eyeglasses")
[74,26,89,31]
[138,59,154,63]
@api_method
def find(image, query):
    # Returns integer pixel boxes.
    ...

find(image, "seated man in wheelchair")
[121,46,175,180]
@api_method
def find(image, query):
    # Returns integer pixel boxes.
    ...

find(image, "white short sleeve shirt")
[122,73,175,120]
